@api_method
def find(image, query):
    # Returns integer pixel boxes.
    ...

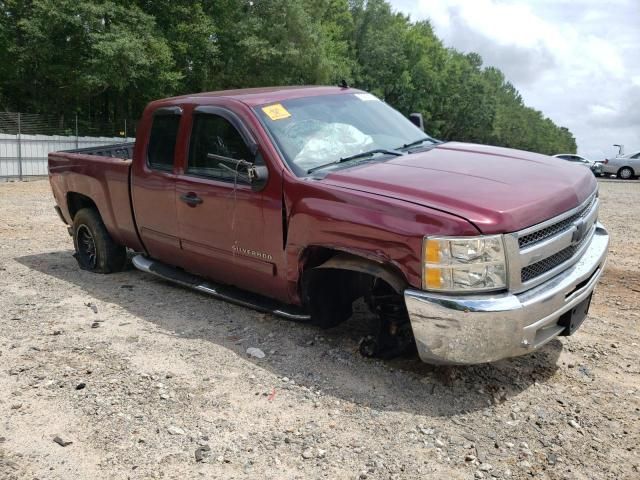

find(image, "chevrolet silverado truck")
[48,86,609,364]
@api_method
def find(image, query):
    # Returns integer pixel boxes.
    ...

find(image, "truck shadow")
[17,250,562,418]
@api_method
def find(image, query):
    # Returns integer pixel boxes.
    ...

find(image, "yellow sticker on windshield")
[262,103,291,121]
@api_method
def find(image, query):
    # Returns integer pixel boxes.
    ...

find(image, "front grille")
[521,232,591,283]
[518,196,596,249]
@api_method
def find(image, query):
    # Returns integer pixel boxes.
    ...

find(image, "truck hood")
[320,142,597,234]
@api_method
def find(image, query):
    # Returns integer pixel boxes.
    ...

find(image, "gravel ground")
[0,179,638,480]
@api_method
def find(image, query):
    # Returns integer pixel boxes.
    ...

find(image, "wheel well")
[298,246,338,271]
[299,248,408,328]
[67,192,98,220]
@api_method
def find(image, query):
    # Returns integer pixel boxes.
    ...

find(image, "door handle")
[180,193,203,206]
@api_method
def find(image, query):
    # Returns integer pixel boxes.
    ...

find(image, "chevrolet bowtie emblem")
[571,218,587,245]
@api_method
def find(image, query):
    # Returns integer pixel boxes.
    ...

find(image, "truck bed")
[62,142,135,159]
[48,142,144,252]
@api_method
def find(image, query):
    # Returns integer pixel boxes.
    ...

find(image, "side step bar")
[132,255,310,322]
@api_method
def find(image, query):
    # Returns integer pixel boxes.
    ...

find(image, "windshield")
[253,93,435,175]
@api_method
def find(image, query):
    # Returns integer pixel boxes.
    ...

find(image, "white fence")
[0,133,135,179]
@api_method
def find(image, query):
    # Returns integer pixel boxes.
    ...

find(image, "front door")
[175,106,284,300]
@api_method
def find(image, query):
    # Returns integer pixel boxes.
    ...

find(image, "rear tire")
[618,167,634,180]
[72,208,127,273]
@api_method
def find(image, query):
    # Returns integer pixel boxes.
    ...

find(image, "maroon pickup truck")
[48,86,609,364]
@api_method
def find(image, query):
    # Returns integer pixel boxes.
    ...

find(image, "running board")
[131,255,310,322]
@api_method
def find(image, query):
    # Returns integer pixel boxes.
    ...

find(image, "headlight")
[422,235,507,292]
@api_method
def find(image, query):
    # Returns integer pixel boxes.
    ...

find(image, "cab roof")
[155,86,363,108]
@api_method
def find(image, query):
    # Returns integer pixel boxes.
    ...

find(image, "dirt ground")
[0,179,638,480]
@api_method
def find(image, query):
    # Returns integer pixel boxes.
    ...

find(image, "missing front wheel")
[359,288,416,359]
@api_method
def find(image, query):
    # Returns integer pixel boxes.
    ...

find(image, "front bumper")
[404,224,609,364]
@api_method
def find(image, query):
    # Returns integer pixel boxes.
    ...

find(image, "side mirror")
[409,113,425,131]
[207,152,269,191]
[247,165,269,192]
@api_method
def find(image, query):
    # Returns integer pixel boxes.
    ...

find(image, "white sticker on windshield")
[354,93,378,102]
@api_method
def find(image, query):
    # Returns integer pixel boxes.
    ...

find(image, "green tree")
[351,0,414,104]
[0,0,577,154]
[134,0,219,93]
[2,0,180,120]
[205,0,354,88]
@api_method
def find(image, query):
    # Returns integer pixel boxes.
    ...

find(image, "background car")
[553,154,603,176]
[601,150,640,179]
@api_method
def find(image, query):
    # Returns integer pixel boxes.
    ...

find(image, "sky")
[389,0,640,160]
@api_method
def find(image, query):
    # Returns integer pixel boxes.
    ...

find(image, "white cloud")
[389,0,640,160]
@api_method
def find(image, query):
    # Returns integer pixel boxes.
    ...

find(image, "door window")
[147,113,181,171]
[187,113,254,182]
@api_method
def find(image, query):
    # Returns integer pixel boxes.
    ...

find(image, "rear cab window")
[147,108,182,171]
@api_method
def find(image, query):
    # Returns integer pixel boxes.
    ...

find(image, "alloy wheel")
[76,224,97,269]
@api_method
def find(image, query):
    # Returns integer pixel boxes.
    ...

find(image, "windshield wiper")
[339,148,403,163]
[398,137,436,150]
[307,148,403,174]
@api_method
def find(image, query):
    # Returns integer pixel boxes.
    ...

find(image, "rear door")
[131,107,183,264]
[174,105,285,300]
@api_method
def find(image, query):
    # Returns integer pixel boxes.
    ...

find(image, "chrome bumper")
[404,224,609,365]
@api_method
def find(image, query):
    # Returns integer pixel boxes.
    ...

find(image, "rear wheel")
[618,167,634,180]
[72,208,127,273]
